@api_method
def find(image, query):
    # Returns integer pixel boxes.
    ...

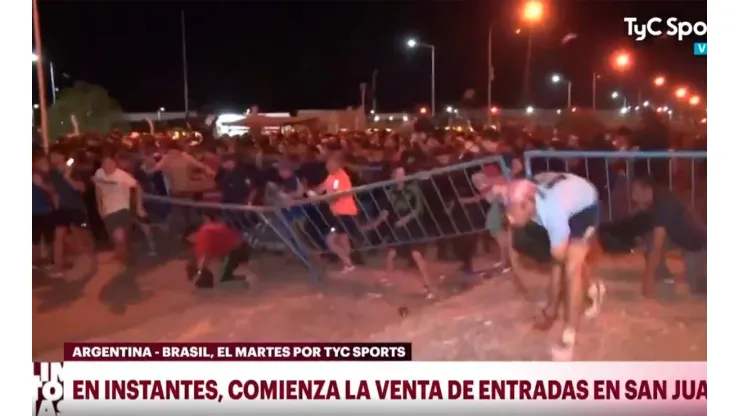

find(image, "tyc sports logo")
[33,362,64,416]
[623,17,707,56]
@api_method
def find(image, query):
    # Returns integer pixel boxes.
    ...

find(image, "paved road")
[33,250,705,362]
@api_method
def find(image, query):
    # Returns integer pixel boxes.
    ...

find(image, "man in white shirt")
[94,153,147,262]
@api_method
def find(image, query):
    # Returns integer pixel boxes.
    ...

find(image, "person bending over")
[186,215,251,289]
[506,172,606,361]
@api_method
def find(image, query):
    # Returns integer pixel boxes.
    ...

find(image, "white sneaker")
[584,280,606,319]
[341,264,356,273]
[550,327,576,361]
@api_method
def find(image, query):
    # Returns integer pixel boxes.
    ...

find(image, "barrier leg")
[258,211,322,284]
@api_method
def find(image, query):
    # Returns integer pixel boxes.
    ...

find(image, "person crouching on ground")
[186,214,251,289]
[506,172,606,361]
[629,176,706,296]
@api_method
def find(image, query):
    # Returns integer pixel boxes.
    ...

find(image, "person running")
[309,153,358,272]
[506,172,606,361]
[93,152,148,263]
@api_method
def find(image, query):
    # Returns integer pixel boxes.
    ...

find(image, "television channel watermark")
[623,17,706,55]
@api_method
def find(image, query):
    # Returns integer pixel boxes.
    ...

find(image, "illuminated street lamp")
[419,107,428,114]
[157,107,166,120]
[525,106,535,114]
[612,91,627,107]
[612,51,632,71]
[654,76,666,87]
[689,96,701,106]
[446,106,454,113]
[521,1,544,22]
[675,87,688,99]
[551,74,572,108]
[520,1,544,103]
[406,38,436,115]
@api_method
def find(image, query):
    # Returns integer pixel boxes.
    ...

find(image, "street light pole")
[566,80,572,109]
[32,53,56,104]
[487,25,493,125]
[592,72,597,110]
[32,0,49,153]
[49,61,57,103]
[522,29,533,104]
[406,39,436,115]
[430,45,436,116]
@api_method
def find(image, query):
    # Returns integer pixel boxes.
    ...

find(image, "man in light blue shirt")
[506,172,606,362]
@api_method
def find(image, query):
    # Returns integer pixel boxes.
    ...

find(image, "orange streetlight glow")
[689,96,701,106]
[654,76,665,87]
[522,1,544,23]
[675,87,688,99]
[613,51,631,70]
[419,107,428,114]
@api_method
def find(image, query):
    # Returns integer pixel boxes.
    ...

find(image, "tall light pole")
[551,74,572,109]
[486,25,495,125]
[592,72,600,110]
[31,53,57,104]
[406,38,436,115]
[520,1,544,104]
[32,0,50,153]
[371,68,379,114]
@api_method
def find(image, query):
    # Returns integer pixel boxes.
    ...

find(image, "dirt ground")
[32,248,706,362]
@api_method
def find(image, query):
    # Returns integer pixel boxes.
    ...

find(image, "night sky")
[35,0,707,113]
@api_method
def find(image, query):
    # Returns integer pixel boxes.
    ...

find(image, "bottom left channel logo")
[33,362,64,415]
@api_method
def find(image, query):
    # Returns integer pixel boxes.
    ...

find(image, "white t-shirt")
[94,168,138,216]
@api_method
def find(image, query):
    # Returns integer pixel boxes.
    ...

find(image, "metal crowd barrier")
[523,150,707,221]
[143,155,510,281]
[142,150,707,282]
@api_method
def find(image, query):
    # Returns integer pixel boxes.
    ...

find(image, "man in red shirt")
[186,216,251,289]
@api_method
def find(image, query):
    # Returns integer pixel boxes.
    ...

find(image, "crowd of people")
[32,117,707,359]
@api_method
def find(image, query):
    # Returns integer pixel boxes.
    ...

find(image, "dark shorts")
[32,213,56,245]
[568,204,600,240]
[55,208,88,228]
[103,209,133,234]
[512,204,600,262]
[327,214,359,236]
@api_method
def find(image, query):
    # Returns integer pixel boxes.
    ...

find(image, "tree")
[47,81,128,139]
